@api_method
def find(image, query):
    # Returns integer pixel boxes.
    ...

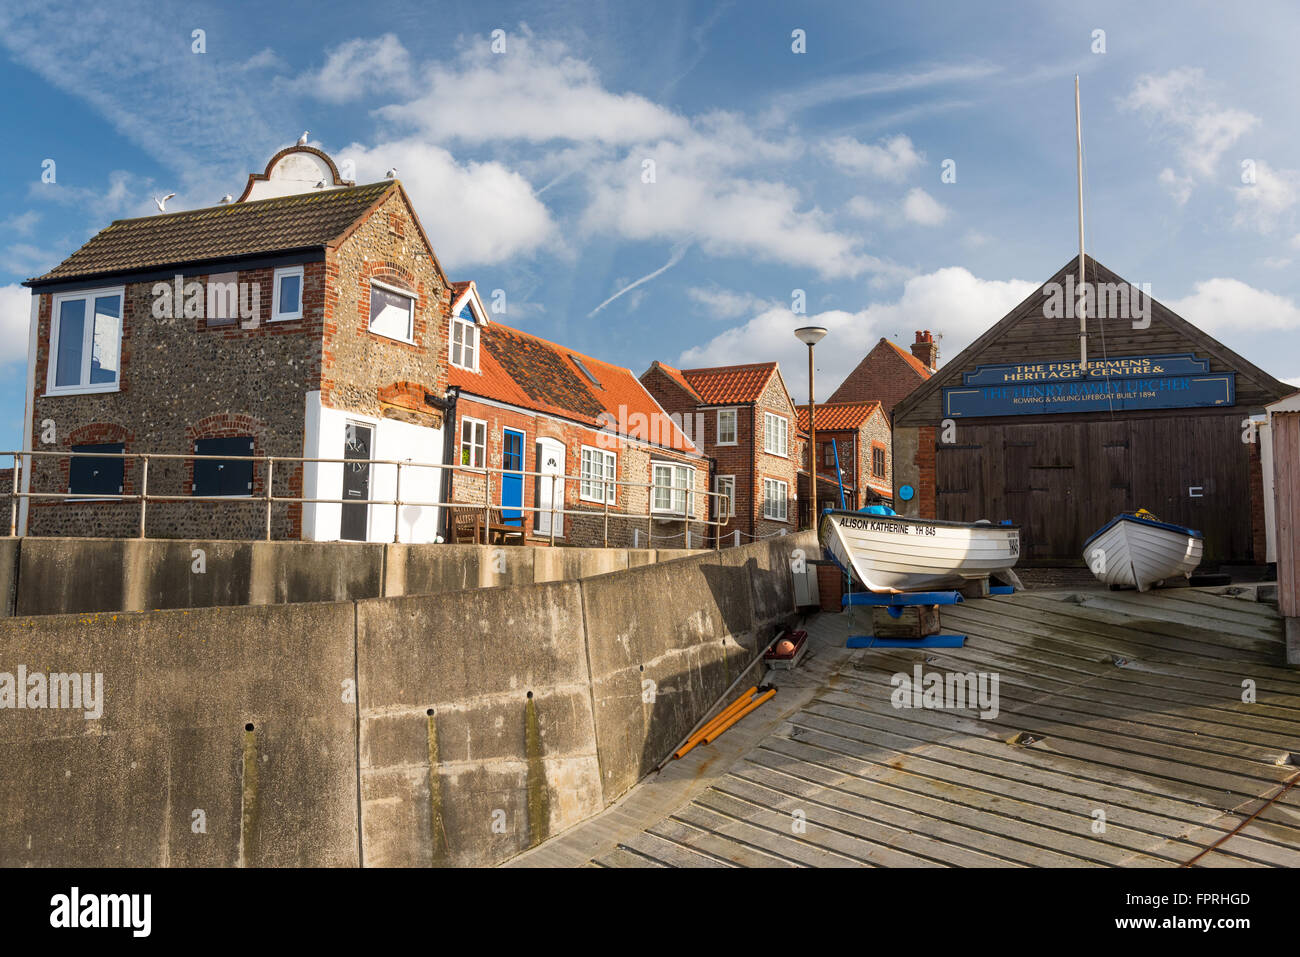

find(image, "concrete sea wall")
[4,537,701,617]
[0,532,813,867]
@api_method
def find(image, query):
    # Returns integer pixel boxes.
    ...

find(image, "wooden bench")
[448,506,525,545]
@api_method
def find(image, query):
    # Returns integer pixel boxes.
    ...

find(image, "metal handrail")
[4,448,736,548]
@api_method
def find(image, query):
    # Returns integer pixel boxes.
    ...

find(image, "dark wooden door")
[341,423,372,541]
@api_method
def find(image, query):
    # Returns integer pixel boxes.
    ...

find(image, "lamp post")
[794,326,828,530]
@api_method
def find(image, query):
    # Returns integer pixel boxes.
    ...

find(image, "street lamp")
[794,326,828,530]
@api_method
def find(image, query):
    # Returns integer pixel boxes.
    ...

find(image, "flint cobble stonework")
[27,185,454,540]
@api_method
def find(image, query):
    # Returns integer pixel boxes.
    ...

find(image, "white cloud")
[846,196,883,221]
[818,134,923,181]
[686,286,775,319]
[378,30,688,146]
[1158,167,1194,206]
[1166,278,1300,333]
[1121,68,1258,201]
[0,211,40,236]
[901,188,949,226]
[676,267,1037,402]
[288,34,416,103]
[0,284,33,365]
[341,140,559,269]
[580,127,889,279]
[1232,161,1299,233]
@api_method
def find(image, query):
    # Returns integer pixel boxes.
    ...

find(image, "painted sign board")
[941,353,1235,417]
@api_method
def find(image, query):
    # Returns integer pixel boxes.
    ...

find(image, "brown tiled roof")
[29,181,394,284]
[795,401,880,432]
[449,322,700,453]
[827,338,932,413]
[679,362,777,404]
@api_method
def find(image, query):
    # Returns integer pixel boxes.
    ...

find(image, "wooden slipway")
[506,586,1300,868]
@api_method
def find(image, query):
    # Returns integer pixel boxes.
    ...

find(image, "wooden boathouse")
[891,255,1292,565]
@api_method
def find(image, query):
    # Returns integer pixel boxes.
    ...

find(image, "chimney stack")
[911,329,938,372]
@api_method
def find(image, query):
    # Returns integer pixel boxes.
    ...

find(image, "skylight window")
[570,354,602,388]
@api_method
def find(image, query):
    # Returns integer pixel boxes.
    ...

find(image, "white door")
[535,437,565,537]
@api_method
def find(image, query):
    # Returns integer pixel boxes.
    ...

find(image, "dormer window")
[450,311,478,371]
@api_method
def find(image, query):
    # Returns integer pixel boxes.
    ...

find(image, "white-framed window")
[653,462,695,515]
[460,417,486,468]
[716,408,738,445]
[450,311,478,371]
[579,446,617,504]
[369,280,415,342]
[762,478,788,521]
[271,266,303,321]
[715,475,735,518]
[47,286,124,395]
[763,412,788,457]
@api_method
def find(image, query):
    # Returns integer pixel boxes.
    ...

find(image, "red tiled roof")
[649,362,704,403]
[679,362,777,404]
[885,338,932,377]
[795,401,880,432]
[827,338,932,413]
[449,321,699,453]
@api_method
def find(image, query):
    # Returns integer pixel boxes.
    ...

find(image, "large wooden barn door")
[935,436,984,523]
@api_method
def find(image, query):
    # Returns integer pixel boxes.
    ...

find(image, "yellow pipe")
[702,688,776,744]
[674,687,758,759]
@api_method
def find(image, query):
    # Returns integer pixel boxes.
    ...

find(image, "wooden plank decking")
[507,586,1300,868]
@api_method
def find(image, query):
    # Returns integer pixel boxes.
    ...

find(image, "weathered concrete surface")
[0,538,17,617]
[0,602,359,866]
[355,581,602,867]
[0,535,800,867]
[578,539,804,803]
[11,538,708,616]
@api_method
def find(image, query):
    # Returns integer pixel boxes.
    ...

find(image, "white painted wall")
[301,391,444,543]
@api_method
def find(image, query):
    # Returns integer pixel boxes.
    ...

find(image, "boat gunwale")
[1082,512,1204,550]
[820,509,1021,532]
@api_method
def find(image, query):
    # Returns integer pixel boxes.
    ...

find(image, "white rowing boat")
[819,508,1021,594]
[1082,510,1203,592]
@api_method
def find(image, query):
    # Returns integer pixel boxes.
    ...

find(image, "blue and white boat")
[820,505,1021,594]
[1082,509,1203,592]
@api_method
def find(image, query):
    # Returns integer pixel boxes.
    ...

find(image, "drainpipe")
[426,386,458,542]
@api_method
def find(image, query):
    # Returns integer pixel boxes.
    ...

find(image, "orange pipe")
[674,687,758,759]
[701,688,776,744]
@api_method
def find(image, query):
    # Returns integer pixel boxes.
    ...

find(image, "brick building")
[19,145,455,541]
[640,361,799,544]
[448,311,710,548]
[891,255,1291,563]
[794,400,893,522]
[828,331,936,413]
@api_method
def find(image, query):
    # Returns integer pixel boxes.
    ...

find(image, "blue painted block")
[846,634,967,648]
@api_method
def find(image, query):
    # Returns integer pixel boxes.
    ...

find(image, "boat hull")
[1082,514,1203,592]
[819,510,1021,594]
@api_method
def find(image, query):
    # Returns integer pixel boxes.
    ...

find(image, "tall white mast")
[1075,75,1087,372]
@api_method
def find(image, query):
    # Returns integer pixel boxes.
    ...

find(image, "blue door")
[500,429,524,526]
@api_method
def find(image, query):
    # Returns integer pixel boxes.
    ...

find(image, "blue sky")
[3,0,1299,448]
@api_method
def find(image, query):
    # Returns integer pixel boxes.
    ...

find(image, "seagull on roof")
[219,194,233,204]
[298,130,309,146]
[153,193,176,212]
[385,168,397,179]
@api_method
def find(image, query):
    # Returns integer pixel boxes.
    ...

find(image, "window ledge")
[44,383,121,397]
